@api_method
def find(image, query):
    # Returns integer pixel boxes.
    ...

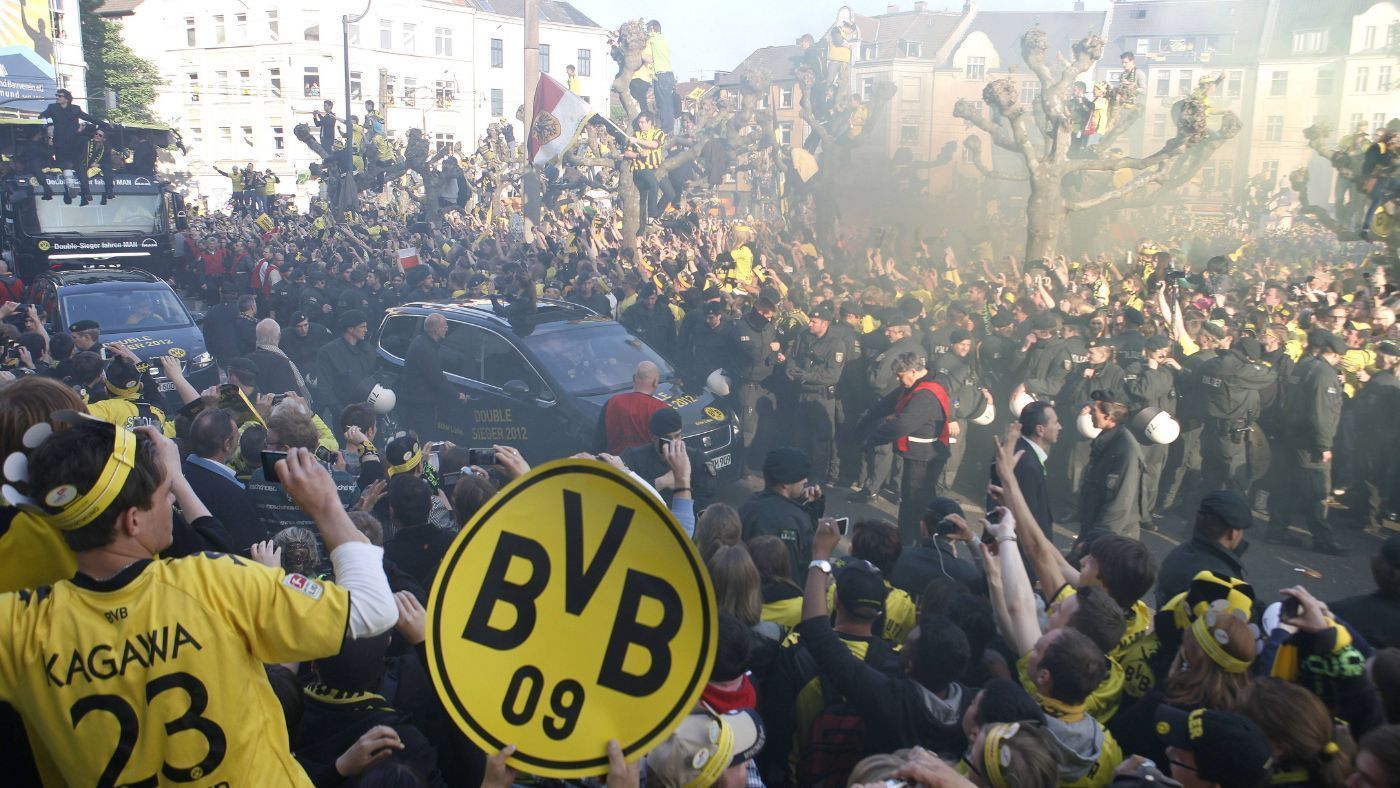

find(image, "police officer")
[684,299,736,391]
[1017,312,1073,404]
[1198,336,1274,495]
[851,308,923,503]
[1123,334,1180,531]
[979,311,1019,406]
[1267,329,1347,555]
[785,301,846,485]
[730,292,782,475]
[621,283,677,357]
[1336,340,1400,530]
[932,328,987,493]
[1054,336,1125,514]
[1161,321,1226,516]
[832,301,868,487]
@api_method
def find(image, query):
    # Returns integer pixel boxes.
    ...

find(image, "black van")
[374,298,740,477]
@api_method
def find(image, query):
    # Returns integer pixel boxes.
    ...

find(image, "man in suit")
[399,313,468,439]
[182,408,263,552]
[992,400,1061,540]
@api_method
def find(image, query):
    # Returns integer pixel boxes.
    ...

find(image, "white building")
[97,0,610,204]
[50,0,89,103]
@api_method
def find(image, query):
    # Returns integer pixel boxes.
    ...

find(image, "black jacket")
[729,311,779,384]
[793,617,971,760]
[1121,361,1177,414]
[1330,591,1400,651]
[401,333,458,405]
[860,373,948,462]
[1022,337,1073,400]
[621,302,676,357]
[383,524,458,591]
[181,459,263,553]
[295,685,443,787]
[202,302,245,365]
[315,337,378,412]
[891,537,985,599]
[1155,536,1247,606]
[250,347,305,398]
[1078,424,1144,535]
[740,489,823,580]
[992,436,1054,539]
[1199,349,1274,424]
[620,442,714,511]
[1284,355,1344,452]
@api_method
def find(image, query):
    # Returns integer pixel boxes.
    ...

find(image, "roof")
[96,0,144,16]
[1102,0,1270,64]
[472,0,601,28]
[954,11,1107,68]
[51,267,161,287]
[390,298,605,334]
[868,9,964,59]
[1259,0,1368,59]
[717,45,806,86]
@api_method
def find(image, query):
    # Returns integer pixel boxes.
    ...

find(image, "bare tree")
[1288,123,1397,254]
[952,28,1241,259]
[294,124,452,219]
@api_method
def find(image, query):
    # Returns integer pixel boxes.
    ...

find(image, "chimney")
[887,4,898,14]
[1074,0,1085,9]
[914,1,926,10]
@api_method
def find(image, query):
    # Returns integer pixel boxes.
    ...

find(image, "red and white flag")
[528,73,595,166]
[398,247,420,269]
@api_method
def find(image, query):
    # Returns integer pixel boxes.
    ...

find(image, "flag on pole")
[528,73,595,167]
[398,247,420,269]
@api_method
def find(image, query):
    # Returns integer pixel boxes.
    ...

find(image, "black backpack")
[795,671,867,788]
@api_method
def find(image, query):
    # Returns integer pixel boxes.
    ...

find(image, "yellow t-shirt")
[0,511,76,594]
[87,398,176,438]
[0,554,351,787]
[647,32,672,73]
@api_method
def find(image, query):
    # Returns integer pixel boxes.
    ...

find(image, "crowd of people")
[2,19,1400,788]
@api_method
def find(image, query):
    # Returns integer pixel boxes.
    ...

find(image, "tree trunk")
[621,162,642,244]
[1025,173,1064,260]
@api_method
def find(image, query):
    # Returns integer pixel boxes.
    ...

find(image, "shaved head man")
[598,360,669,454]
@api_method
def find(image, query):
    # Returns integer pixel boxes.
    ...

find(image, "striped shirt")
[631,127,667,170]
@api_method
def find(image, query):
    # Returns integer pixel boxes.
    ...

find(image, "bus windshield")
[24,194,164,235]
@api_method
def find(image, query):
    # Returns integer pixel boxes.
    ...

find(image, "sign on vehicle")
[425,459,716,777]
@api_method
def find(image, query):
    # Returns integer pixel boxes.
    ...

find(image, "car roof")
[385,297,609,336]
[48,267,165,289]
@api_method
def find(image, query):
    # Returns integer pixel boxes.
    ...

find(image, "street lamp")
[343,1,373,138]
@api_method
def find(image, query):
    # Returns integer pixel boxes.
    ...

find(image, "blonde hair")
[707,545,762,626]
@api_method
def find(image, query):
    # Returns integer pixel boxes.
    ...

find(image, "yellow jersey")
[87,398,176,438]
[0,510,76,594]
[0,554,351,787]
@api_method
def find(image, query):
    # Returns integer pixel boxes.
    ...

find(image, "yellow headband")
[683,712,735,788]
[1191,613,1252,674]
[982,722,1019,788]
[105,376,141,398]
[387,444,423,477]
[42,424,138,531]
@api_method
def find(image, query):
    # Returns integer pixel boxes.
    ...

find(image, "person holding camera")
[890,496,985,599]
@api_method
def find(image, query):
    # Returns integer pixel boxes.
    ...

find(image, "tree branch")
[953,99,1019,153]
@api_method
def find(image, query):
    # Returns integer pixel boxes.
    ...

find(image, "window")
[860,43,877,61]
[861,77,875,101]
[1356,67,1370,93]
[1376,113,1388,132]
[402,22,415,51]
[1316,69,1334,95]
[350,71,362,101]
[900,41,922,58]
[273,126,285,154]
[213,14,225,44]
[1226,70,1242,98]
[961,99,984,127]
[435,79,453,106]
[403,77,417,106]
[189,127,203,148]
[235,12,246,41]
[303,9,319,42]
[1136,37,1150,54]
[1291,30,1327,54]
[215,70,229,93]
[269,68,282,98]
[1351,113,1365,132]
[1152,113,1167,138]
[1201,162,1216,191]
[51,9,65,39]
[185,17,196,46]
[303,66,320,97]
[347,23,360,45]
[187,72,200,102]
[1265,115,1283,142]
[777,122,792,146]
[435,27,453,57]
[380,20,392,49]
[1366,25,1378,50]
[1381,66,1393,92]
[490,88,503,116]
[1261,160,1278,187]
[900,120,920,143]
[758,95,769,109]
[1203,35,1233,54]
[434,133,455,153]
[902,76,921,102]
[966,56,985,80]
[379,316,422,361]
[1156,70,1171,97]
[480,332,544,394]
[1218,160,1234,191]
[1019,80,1040,105]
[962,145,976,163]
[218,127,232,152]
[1178,70,1192,96]
[577,49,592,76]
[778,85,793,108]
[241,125,254,149]
[1131,9,1147,19]
[383,73,396,105]
[1271,70,1288,96]
[491,38,504,68]
[267,11,279,40]
[237,69,250,96]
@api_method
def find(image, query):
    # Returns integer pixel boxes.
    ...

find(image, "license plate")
[706,454,732,474]
[158,381,175,392]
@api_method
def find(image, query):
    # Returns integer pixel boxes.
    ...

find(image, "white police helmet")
[705,368,732,398]
[1130,406,1180,445]
[367,384,397,414]
[1011,388,1037,417]
[970,396,996,426]
[1077,408,1102,439]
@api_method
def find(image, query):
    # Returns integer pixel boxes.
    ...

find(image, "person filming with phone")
[620,407,712,511]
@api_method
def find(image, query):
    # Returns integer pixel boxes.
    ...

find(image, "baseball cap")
[1309,329,1346,355]
[808,301,835,322]
[647,709,765,788]
[68,319,100,333]
[924,496,965,521]
[1121,306,1146,326]
[834,559,887,618]
[1236,337,1263,360]
[650,407,683,437]
[881,308,911,329]
[948,328,972,345]
[990,311,1015,328]
[1377,340,1400,358]
[703,301,725,316]
[1154,706,1272,788]
[1197,490,1253,530]
[338,309,368,331]
[1145,334,1172,352]
[1090,388,1123,405]
[1031,312,1058,331]
[226,356,259,383]
[763,447,810,485]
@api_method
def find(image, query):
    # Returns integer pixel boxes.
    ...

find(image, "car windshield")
[63,288,191,331]
[523,322,676,396]
[27,194,164,235]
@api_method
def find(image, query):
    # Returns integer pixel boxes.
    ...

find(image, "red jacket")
[599,391,668,455]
